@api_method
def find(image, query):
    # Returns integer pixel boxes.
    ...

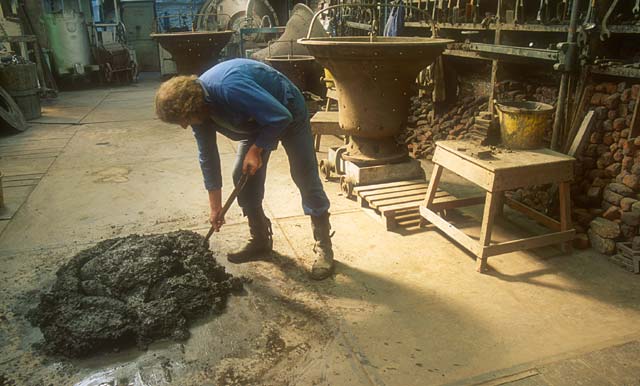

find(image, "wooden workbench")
[420,140,576,272]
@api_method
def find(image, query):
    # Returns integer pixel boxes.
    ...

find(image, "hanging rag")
[383,1,405,37]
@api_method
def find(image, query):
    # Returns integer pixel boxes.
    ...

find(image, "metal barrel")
[0,63,41,120]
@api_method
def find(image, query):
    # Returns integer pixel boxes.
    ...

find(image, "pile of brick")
[399,95,488,159]
[572,82,640,253]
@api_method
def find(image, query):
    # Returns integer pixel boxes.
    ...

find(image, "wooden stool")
[419,140,576,272]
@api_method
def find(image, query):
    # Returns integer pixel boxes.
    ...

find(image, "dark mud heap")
[28,230,244,358]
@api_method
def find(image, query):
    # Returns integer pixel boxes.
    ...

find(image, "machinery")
[42,7,98,79]
[88,0,138,84]
[299,5,452,197]
[195,0,284,58]
[121,0,159,72]
[259,4,328,94]
[150,30,234,75]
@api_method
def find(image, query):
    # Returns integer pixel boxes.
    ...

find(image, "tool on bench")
[600,0,619,41]
[514,0,523,24]
[557,0,567,22]
[203,173,249,246]
[582,0,596,30]
[445,0,452,23]
[432,0,438,22]
[536,0,545,23]
[472,0,479,23]
[437,0,444,22]
[545,0,549,22]
[452,0,461,23]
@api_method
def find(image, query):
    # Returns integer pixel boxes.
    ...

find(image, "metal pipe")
[550,0,580,151]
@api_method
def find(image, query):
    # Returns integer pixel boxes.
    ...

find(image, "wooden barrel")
[0,63,41,120]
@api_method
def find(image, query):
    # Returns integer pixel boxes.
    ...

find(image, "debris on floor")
[27,230,245,357]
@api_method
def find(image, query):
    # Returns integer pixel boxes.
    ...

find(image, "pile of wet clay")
[28,230,244,357]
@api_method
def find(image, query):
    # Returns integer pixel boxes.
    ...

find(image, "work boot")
[227,207,273,264]
[310,212,334,280]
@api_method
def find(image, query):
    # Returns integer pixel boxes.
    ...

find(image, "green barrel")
[0,63,41,120]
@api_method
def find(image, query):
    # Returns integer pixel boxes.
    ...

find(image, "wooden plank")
[364,188,439,202]
[630,88,640,139]
[579,341,640,385]
[376,192,459,214]
[559,181,573,253]
[567,111,595,157]
[430,196,485,211]
[394,212,421,222]
[310,111,343,135]
[420,206,480,256]
[493,161,574,191]
[564,80,591,153]
[505,197,562,231]
[437,140,575,172]
[359,185,428,198]
[484,230,575,257]
[422,164,444,207]
[379,200,425,215]
[433,147,495,191]
[370,194,425,209]
[353,179,425,194]
[476,369,543,386]
[477,192,500,271]
[538,354,616,386]
[326,88,339,102]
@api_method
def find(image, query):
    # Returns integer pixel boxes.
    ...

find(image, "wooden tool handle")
[204,174,249,243]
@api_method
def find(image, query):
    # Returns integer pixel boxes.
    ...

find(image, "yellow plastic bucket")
[495,101,554,149]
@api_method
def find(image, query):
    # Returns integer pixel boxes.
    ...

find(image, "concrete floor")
[1,76,640,386]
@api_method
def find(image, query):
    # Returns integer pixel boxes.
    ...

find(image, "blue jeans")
[232,112,331,218]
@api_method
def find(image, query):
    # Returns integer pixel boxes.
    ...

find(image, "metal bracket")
[554,41,577,72]
[469,41,577,72]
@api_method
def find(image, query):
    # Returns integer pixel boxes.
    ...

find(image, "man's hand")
[208,189,224,232]
[243,144,263,176]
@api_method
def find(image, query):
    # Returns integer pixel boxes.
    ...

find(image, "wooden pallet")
[353,179,457,230]
[612,242,640,274]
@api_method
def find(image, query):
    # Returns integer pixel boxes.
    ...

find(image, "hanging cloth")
[383,1,405,37]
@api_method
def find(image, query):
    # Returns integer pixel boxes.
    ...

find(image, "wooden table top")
[436,140,575,173]
[434,140,576,191]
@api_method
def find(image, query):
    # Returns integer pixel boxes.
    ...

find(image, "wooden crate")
[353,179,456,230]
[612,242,640,274]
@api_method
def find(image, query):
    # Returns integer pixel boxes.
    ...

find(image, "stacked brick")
[399,95,489,159]
[572,82,640,254]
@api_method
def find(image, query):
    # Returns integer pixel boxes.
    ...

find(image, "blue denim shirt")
[192,59,304,191]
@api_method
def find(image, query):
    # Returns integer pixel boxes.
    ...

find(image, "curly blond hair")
[155,75,206,124]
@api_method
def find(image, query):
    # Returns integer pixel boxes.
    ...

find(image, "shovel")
[204,173,249,246]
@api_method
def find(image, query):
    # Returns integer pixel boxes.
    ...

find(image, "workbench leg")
[423,164,443,209]
[477,191,500,273]
[559,181,573,254]
[420,164,443,226]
